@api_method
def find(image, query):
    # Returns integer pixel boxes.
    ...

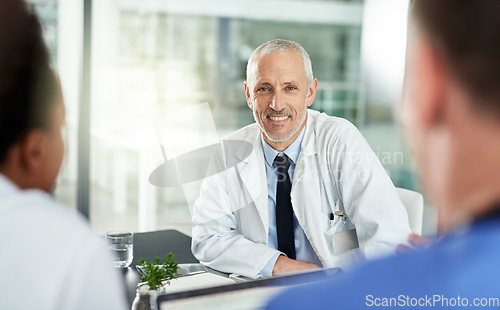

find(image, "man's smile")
[268,115,290,122]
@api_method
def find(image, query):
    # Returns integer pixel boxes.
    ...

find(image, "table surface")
[120,229,198,306]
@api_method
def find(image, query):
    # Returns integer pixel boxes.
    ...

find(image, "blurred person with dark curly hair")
[0,0,127,309]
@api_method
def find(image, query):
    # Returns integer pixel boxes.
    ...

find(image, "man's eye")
[257,87,270,92]
[285,86,297,91]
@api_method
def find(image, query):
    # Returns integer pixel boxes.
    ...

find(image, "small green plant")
[139,253,179,291]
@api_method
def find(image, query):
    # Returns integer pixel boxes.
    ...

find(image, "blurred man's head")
[244,39,318,152]
[402,0,500,229]
[0,0,65,192]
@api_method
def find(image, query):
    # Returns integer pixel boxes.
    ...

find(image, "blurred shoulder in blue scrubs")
[191,38,412,279]
[267,0,500,308]
[0,1,127,309]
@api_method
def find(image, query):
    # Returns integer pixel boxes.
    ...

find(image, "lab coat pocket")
[332,228,359,254]
[325,212,366,267]
[325,211,360,255]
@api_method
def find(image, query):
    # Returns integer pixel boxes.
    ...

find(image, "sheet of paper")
[164,272,237,293]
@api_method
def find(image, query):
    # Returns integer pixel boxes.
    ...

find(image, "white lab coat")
[192,110,411,279]
[0,174,127,310]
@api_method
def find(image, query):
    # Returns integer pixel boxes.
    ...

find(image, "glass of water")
[105,231,134,268]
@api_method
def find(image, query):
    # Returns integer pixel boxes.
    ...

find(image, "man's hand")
[272,255,320,274]
[396,233,433,253]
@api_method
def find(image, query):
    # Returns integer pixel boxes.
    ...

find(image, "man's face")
[400,33,424,165]
[400,20,447,210]
[245,51,317,147]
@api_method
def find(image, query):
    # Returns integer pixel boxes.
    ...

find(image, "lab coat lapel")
[291,113,322,230]
[234,131,269,235]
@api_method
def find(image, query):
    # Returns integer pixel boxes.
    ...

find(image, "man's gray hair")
[246,39,314,88]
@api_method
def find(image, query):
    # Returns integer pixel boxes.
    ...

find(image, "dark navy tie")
[274,154,296,259]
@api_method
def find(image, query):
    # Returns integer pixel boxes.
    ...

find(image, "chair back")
[396,187,424,235]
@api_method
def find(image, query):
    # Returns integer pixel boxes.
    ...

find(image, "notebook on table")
[156,267,342,310]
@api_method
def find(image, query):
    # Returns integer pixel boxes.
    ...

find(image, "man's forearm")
[272,255,320,274]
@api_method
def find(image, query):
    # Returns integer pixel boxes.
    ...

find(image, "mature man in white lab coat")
[191,39,411,279]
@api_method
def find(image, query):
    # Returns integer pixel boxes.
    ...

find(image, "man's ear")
[415,38,447,130]
[306,78,318,107]
[19,129,45,172]
[244,81,253,109]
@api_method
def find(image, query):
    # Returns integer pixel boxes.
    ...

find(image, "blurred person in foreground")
[0,0,127,309]
[267,0,500,308]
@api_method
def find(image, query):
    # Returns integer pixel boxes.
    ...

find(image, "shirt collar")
[261,126,306,167]
[0,173,20,197]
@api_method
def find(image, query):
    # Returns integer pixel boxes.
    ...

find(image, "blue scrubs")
[266,210,500,309]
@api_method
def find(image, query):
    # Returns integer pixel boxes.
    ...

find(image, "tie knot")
[274,154,292,170]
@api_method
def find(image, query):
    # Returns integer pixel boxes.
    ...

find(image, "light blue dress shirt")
[259,127,323,276]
